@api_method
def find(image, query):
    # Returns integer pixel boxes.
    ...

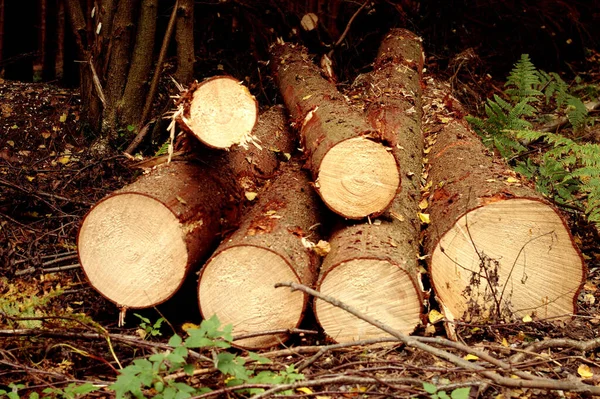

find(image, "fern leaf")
[505,54,542,102]
[566,97,588,130]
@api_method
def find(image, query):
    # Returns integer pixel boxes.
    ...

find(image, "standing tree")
[63,0,195,154]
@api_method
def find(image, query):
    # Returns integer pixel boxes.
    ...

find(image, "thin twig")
[0,328,211,362]
[327,0,370,58]
[232,328,318,343]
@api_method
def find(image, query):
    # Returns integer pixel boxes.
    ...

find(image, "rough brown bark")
[103,0,139,137]
[120,0,159,129]
[198,161,325,349]
[177,76,258,149]
[174,0,195,84]
[55,0,64,79]
[314,29,424,343]
[78,106,294,309]
[63,0,87,58]
[64,0,101,131]
[423,80,585,326]
[271,42,400,219]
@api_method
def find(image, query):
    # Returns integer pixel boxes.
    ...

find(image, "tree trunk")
[177,76,258,149]
[314,29,424,343]
[198,161,325,349]
[174,0,195,84]
[271,42,400,219]
[55,0,64,80]
[78,106,294,309]
[102,0,139,138]
[120,0,159,129]
[423,79,585,327]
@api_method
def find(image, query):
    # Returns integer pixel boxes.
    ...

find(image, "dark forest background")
[0,0,599,150]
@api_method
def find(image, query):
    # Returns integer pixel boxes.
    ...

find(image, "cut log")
[177,76,258,149]
[423,79,586,325]
[78,107,293,309]
[271,42,400,219]
[314,29,425,343]
[198,161,324,349]
[78,161,225,309]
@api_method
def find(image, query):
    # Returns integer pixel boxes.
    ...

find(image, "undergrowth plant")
[467,54,600,225]
[1,316,304,399]
[109,315,304,398]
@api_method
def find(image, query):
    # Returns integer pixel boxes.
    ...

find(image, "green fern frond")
[566,97,588,130]
[505,54,542,102]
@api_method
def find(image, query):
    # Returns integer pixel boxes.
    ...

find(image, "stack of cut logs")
[77,29,585,348]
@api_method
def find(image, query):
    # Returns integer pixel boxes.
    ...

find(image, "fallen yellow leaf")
[245,192,258,201]
[428,309,444,324]
[506,176,519,183]
[57,155,71,164]
[418,198,429,210]
[418,212,430,224]
[578,364,593,378]
[501,337,509,347]
[464,354,479,361]
[522,314,532,322]
[297,387,313,394]
[59,113,68,122]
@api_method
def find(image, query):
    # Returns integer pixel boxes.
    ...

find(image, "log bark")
[271,42,400,219]
[78,106,294,309]
[198,160,324,349]
[314,29,424,343]
[177,76,259,149]
[423,79,586,326]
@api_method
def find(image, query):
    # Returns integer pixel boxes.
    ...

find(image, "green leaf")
[71,383,99,395]
[451,387,471,399]
[248,351,272,364]
[169,334,183,347]
[183,363,195,376]
[438,391,451,399]
[423,382,438,394]
[217,352,249,380]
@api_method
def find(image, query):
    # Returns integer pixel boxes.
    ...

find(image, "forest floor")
[2,64,600,399]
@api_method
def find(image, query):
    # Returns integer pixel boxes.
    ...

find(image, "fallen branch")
[276,282,600,395]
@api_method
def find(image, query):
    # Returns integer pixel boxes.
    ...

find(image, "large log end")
[78,194,190,308]
[430,198,585,322]
[198,245,306,349]
[315,259,422,343]
[317,137,400,219]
